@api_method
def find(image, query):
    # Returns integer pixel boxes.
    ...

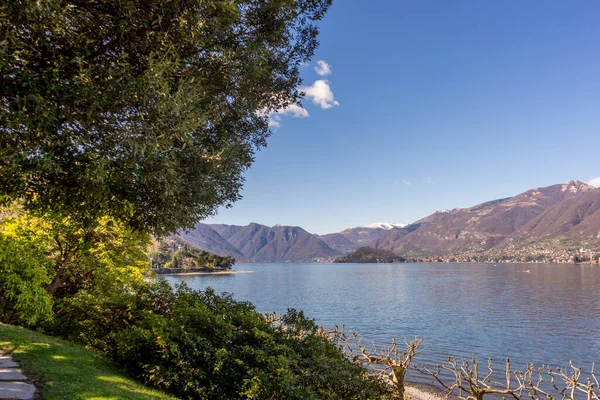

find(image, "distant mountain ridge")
[175,180,600,262]
[499,186,600,249]
[175,223,341,262]
[178,224,245,259]
[375,180,598,257]
[318,223,408,254]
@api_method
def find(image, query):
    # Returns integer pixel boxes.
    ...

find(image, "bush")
[51,281,389,399]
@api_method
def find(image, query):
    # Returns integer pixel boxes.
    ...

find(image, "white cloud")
[588,177,600,188]
[402,180,412,186]
[423,177,434,184]
[263,78,339,128]
[268,103,309,128]
[315,60,332,76]
[276,103,309,118]
[301,80,339,109]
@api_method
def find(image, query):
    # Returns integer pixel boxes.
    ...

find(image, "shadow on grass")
[0,325,174,400]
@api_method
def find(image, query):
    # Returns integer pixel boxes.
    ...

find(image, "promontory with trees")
[334,247,406,263]
[149,237,236,273]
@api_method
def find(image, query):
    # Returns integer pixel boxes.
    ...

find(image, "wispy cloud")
[315,60,332,76]
[588,177,600,188]
[301,80,339,109]
[423,177,435,184]
[401,179,412,186]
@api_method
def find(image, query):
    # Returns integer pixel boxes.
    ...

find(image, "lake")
[164,262,600,384]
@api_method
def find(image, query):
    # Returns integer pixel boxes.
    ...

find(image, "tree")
[0,205,150,302]
[417,356,527,400]
[416,355,600,400]
[0,212,53,325]
[0,0,331,236]
[356,338,423,399]
[320,325,422,400]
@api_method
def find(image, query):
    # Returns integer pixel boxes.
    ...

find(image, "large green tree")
[0,0,331,235]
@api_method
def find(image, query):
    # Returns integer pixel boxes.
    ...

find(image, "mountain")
[376,180,596,257]
[501,187,600,248]
[362,223,407,230]
[208,224,244,241]
[177,224,245,259]
[175,180,600,263]
[318,232,358,254]
[318,223,407,254]
[177,223,340,262]
[330,223,406,249]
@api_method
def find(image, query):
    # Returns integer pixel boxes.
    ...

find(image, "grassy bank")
[0,324,177,400]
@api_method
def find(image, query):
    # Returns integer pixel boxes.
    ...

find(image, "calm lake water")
[164,262,600,384]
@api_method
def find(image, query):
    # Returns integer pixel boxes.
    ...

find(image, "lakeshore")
[153,269,254,276]
[405,383,454,400]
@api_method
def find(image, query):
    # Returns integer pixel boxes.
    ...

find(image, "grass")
[0,324,178,400]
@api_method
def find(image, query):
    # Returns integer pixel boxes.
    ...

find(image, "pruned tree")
[317,325,422,399]
[0,0,332,235]
[417,355,600,400]
[524,361,599,400]
[416,355,527,400]
[357,337,424,399]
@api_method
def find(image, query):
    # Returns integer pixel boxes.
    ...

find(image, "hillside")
[376,180,596,257]
[500,187,600,249]
[176,223,341,262]
[178,224,245,259]
[318,232,360,253]
[337,224,404,247]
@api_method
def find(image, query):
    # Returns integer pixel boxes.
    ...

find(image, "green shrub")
[51,281,389,399]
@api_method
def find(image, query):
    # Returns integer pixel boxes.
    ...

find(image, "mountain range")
[173,180,600,262]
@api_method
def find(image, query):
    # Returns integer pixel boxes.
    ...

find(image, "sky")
[205,0,600,235]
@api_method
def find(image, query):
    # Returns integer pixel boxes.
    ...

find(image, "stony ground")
[405,383,457,400]
[0,354,35,400]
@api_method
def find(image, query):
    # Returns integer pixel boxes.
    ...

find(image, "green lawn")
[0,324,178,400]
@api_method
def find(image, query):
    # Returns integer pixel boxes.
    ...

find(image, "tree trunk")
[392,366,407,400]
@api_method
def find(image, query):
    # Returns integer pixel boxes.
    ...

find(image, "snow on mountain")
[362,222,407,230]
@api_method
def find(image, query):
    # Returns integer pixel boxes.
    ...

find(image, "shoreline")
[405,382,456,400]
[154,270,254,276]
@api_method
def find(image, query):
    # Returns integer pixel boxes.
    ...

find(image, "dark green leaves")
[0,0,331,235]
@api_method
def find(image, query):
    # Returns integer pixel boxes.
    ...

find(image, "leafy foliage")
[149,237,235,272]
[0,211,53,325]
[0,205,151,324]
[0,0,331,235]
[51,281,390,399]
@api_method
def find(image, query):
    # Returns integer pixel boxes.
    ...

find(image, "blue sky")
[206,0,600,235]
